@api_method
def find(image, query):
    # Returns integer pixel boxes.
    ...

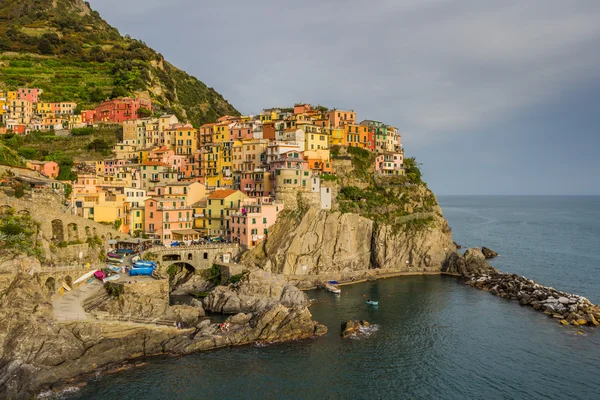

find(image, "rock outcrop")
[442,248,497,276]
[0,274,325,399]
[481,247,498,259]
[245,207,455,276]
[203,270,309,313]
[341,320,371,339]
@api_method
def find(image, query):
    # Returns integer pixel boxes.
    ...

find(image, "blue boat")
[327,280,340,285]
[129,267,154,276]
[134,260,157,269]
[366,300,379,306]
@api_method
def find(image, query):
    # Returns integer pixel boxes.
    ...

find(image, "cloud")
[90,0,600,146]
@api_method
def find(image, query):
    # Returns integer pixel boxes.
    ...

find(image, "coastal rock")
[203,270,309,314]
[0,274,326,399]
[341,320,371,339]
[244,206,455,275]
[481,247,498,259]
[164,305,205,327]
[441,249,496,276]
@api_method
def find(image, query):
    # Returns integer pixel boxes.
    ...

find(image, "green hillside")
[0,0,239,126]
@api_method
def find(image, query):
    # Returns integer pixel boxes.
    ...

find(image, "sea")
[67,196,600,400]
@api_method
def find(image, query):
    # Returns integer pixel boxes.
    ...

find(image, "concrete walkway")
[52,280,104,322]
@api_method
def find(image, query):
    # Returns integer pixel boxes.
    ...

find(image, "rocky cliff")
[244,205,455,278]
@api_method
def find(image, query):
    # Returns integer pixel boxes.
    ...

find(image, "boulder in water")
[481,247,498,259]
[341,320,370,339]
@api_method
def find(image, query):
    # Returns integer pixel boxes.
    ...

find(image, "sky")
[90,0,600,195]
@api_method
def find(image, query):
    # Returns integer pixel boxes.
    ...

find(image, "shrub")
[71,127,94,136]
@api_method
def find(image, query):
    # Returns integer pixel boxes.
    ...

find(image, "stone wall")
[0,194,121,263]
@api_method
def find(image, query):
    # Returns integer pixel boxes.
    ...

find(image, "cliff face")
[244,205,455,277]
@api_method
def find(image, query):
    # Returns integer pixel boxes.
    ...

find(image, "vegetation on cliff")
[332,146,438,228]
[0,0,239,126]
[0,142,24,167]
[0,206,43,260]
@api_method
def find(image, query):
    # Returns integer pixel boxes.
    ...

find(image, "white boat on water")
[324,283,341,294]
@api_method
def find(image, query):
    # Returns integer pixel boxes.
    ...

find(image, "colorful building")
[94,98,152,124]
[26,160,59,179]
[199,189,247,237]
[230,199,284,247]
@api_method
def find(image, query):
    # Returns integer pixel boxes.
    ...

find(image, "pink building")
[81,110,96,124]
[236,168,273,198]
[96,159,128,175]
[375,152,404,175]
[27,160,59,179]
[144,197,196,243]
[230,199,284,247]
[269,151,307,172]
[148,146,175,164]
[17,88,42,103]
[231,123,254,140]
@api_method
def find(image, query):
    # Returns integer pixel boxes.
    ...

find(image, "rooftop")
[208,189,239,199]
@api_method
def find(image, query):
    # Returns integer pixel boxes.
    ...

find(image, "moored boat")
[324,283,341,294]
[103,274,120,283]
[366,300,379,306]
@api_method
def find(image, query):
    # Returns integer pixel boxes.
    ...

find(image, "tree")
[38,38,55,55]
[87,139,110,152]
[404,157,423,185]
[14,185,24,199]
[137,107,152,118]
[88,86,105,103]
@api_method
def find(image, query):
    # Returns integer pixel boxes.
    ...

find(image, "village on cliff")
[0,89,405,248]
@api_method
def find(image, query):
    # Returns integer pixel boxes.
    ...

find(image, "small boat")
[366,300,379,306]
[324,283,341,294]
[73,270,96,284]
[103,274,120,283]
[107,265,121,272]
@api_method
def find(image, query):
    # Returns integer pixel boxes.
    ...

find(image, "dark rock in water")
[481,247,498,259]
[442,248,497,276]
[454,242,464,249]
[341,320,370,339]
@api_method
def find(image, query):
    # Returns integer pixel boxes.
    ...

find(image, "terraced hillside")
[0,0,239,126]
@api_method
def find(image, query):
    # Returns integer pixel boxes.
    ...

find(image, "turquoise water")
[69,196,600,399]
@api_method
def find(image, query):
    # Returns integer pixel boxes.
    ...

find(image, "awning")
[172,229,202,235]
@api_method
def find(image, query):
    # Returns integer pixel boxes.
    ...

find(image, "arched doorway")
[66,223,78,242]
[64,275,73,288]
[45,277,56,292]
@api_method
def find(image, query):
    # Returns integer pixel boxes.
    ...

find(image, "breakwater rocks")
[466,273,600,327]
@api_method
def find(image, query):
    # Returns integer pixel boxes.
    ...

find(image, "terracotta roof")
[141,161,170,167]
[207,189,239,199]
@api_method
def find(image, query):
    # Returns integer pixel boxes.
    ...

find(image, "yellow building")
[199,189,247,236]
[170,127,199,155]
[201,143,234,188]
[305,129,328,151]
[212,122,232,143]
[326,127,345,146]
[130,207,145,235]
[36,102,53,115]
[93,191,128,232]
